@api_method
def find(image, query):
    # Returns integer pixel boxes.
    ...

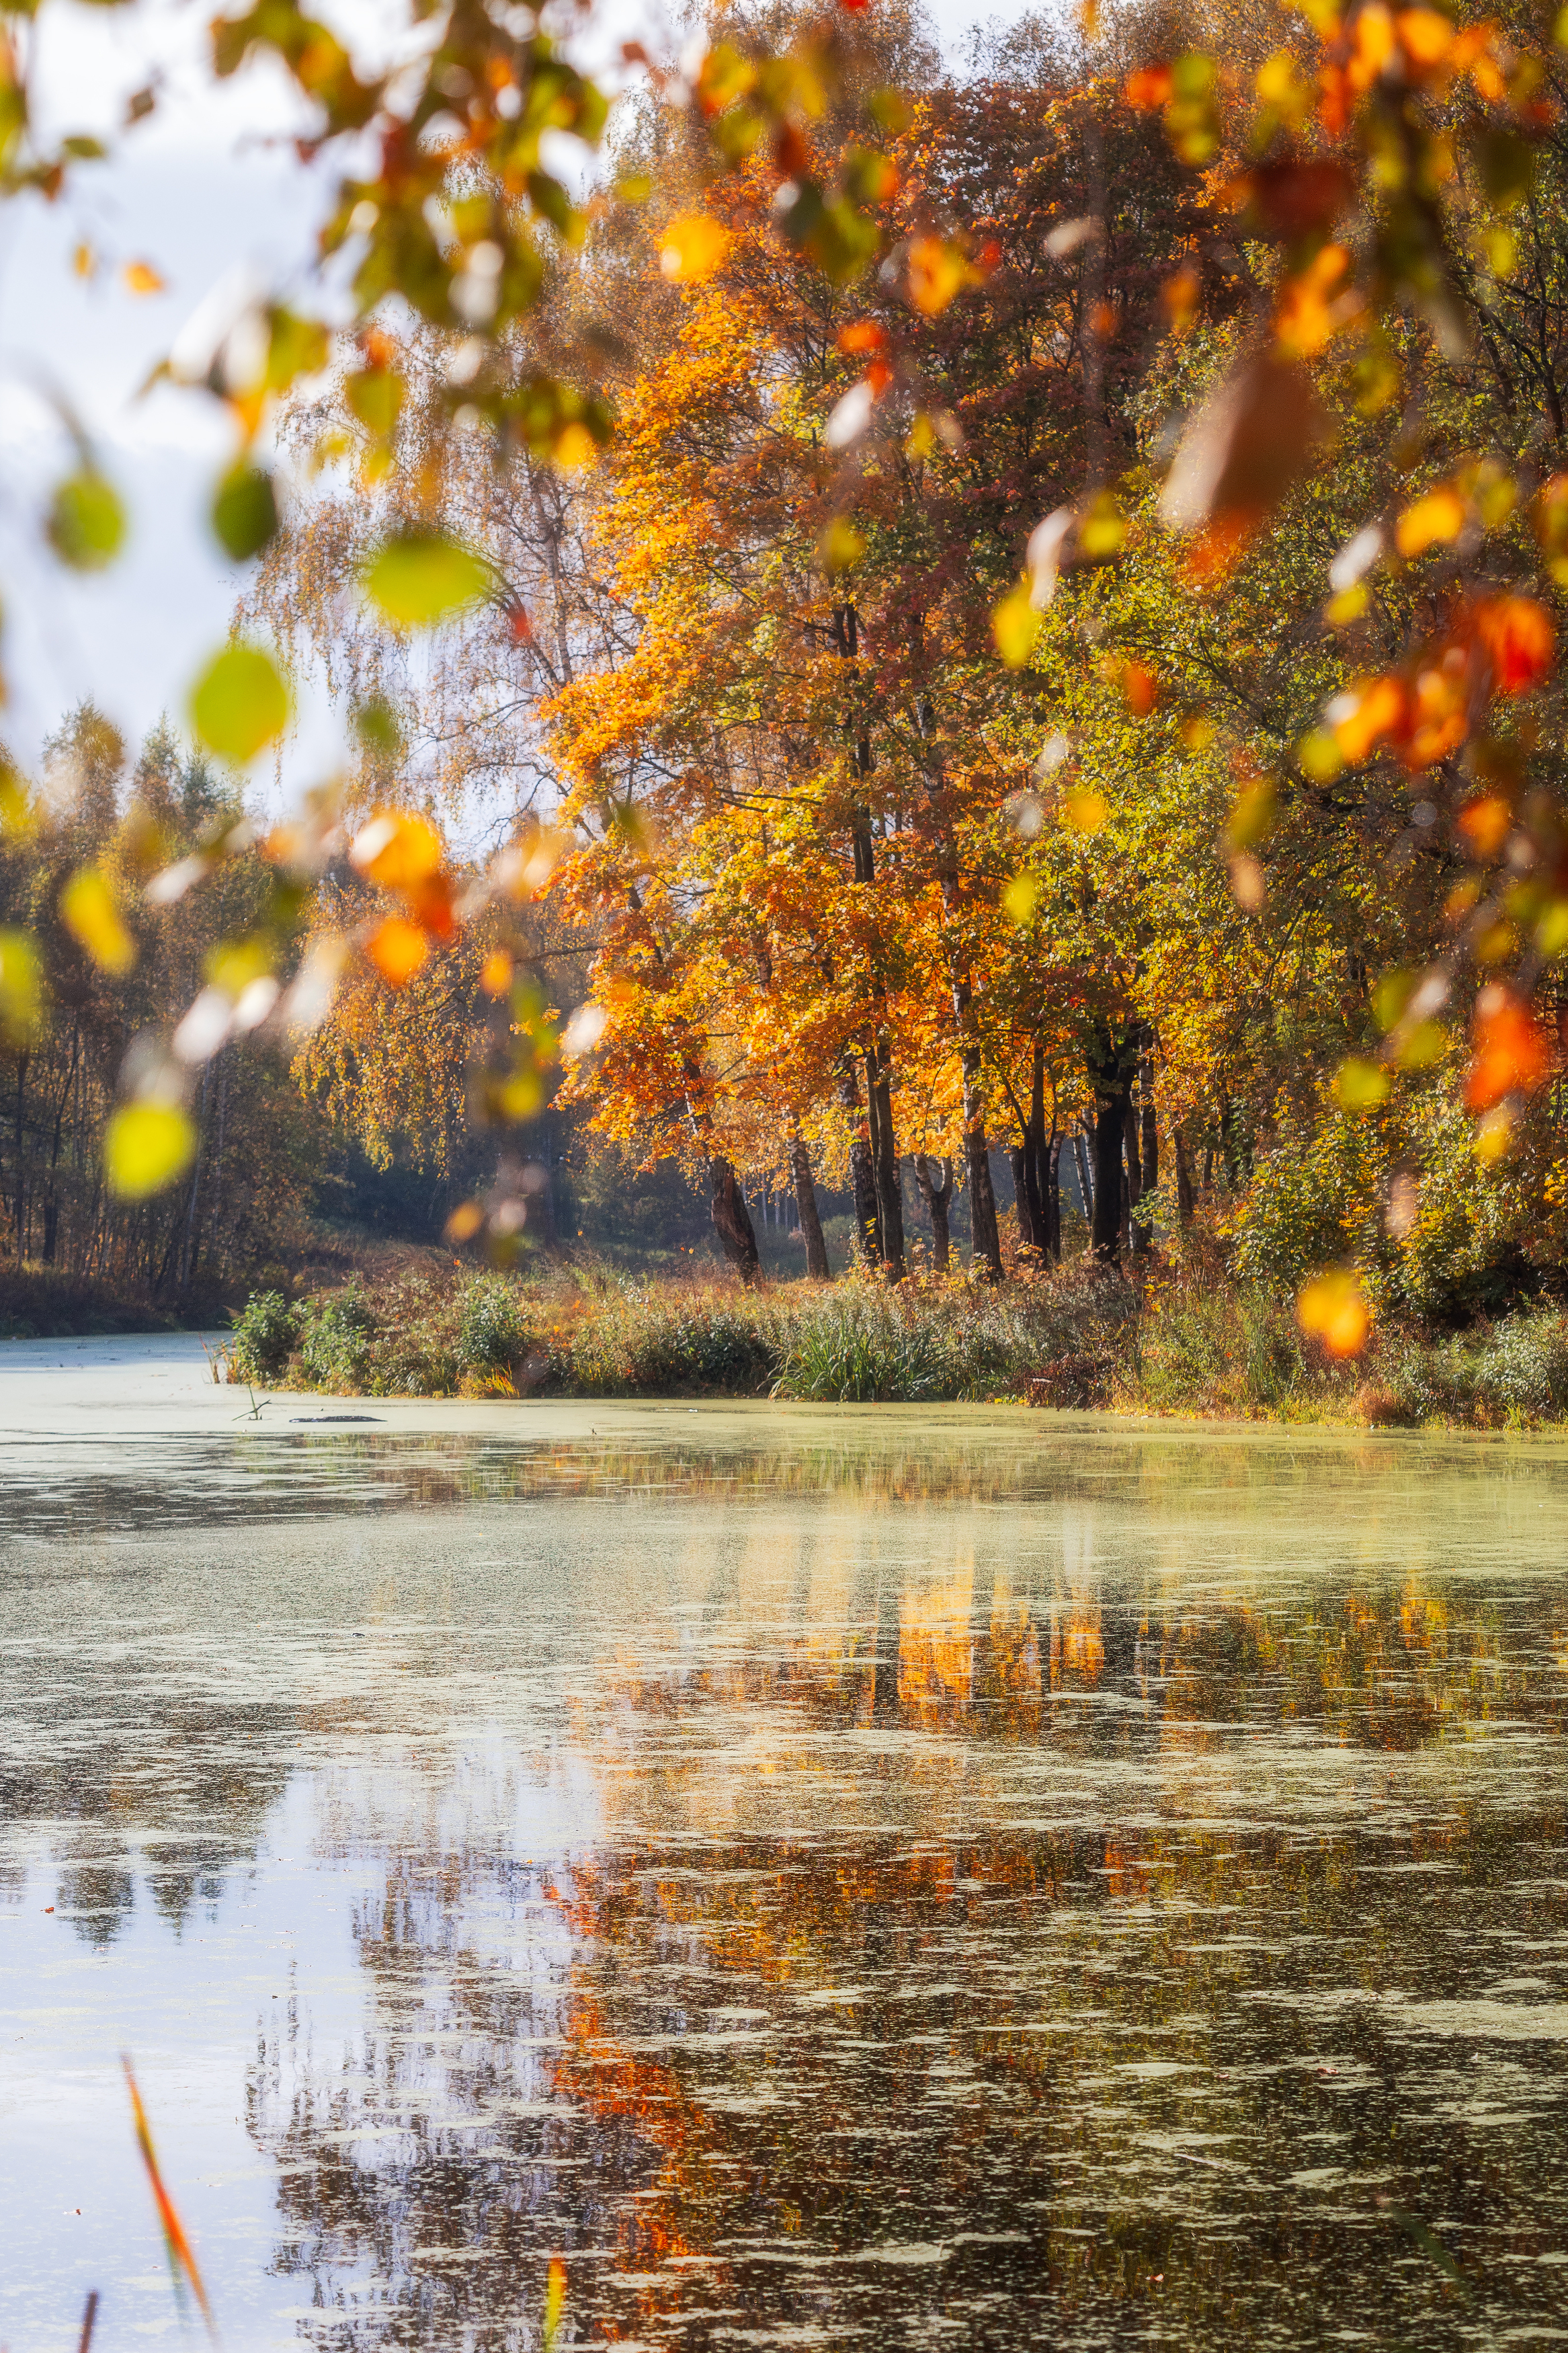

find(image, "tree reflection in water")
[242,1487,1568,2353]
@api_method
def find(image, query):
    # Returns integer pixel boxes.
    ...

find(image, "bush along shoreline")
[222,1261,1568,1428]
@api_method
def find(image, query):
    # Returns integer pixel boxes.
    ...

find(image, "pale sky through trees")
[2,0,1034,793]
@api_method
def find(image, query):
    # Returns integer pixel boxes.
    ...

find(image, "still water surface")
[2,1406,1567,2351]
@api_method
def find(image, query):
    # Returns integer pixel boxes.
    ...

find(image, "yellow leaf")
[0,930,43,1047]
[365,915,429,987]
[1534,898,1568,957]
[73,241,95,278]
[659,214,729,284]
[1335,1055,1389,1109]
[1393,1019,1447,1069]
[1002,873,1038,924]
[1395,485,1466,557]
[105,1103,196,1199]
[123,260,166,295]
[362,532,489,627]
[190,644,290,764]
[552,422,598,473]
[446,1199,485,1241]
[1063,786,1108,833]
[1475,1105,1514,1162]
[992,580,1040,668]
[1225,774,1278,849]
[481,949,513,996]
[1325,584,1368,626]
[544,2257,567,2353]
[1296,1267,1370,1357]
[60,867,136,975]
[818,517,866,573]
[1077,490,1126,559]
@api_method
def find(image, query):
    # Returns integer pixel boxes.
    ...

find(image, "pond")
[2,1375,1566,2350]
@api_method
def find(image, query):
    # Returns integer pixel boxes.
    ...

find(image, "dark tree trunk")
[790,1130,831,1279]
[1087,1027,1137,1267]
[964,1103,1003,1281]
[839,1058,882,1266]
[1093,1094,1126,1264]
[1009,1146,1038,1254]
[914,1152,953,1272]
[1045,1131,1063,1261]
[865,1045,905,1280]
[709,1157,761,1285]
[1175,1127,1195,1226]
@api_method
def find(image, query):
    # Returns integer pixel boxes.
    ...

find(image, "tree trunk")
[1087,1027,1137,1267]
[839,1058,882,1266]
[1125,1096,1145,1261]
[1093,1093,1126,1264]
[1046,1131,1063,1262]
[790,1130,831,1279]
[709,1156,761,1285]
[914,1153,953,1272]
[1025,1041,1050,1258]
[1175,1126,1194,1227]
[1134,1086,1157,1258]
[865,1045,905,1280]
[962,1074,1003,1281]
[1073,1128,1095,1227]
[1009,1145,1037,1254]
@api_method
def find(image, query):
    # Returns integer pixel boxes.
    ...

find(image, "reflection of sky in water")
[2,1414,1567,2350]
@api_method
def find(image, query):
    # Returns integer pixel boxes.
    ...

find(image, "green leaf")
[104,1102,196,1200]
[354,694,403,756]
[0,930,43,1049]
[345,368,403,438]
[190,643,290,764]
[47,470,125,570]
[212,465,278,561]
[362,531,489,627]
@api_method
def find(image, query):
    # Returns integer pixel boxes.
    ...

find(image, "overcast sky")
[1,0,1043,799]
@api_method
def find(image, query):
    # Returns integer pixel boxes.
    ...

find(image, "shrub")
[454,1275,530,1378]
[776,1293,950,1402]
[296,1281,376,1393]
[229,1289,299,1383]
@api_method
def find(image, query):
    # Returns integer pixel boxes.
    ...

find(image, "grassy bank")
[221,1258,1568,1428]
[0,1266,194,1340]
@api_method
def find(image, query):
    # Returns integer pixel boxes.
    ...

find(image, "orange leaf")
[1456,793,1512,860]
[123,2059,215,2338]
[1332,674,1405,764]
[350,809,445,891]
[1162,263,1200,333]
[1397,6,1452,66]
[1297,1269,1370,1358]
[1124,64,1173,109]
[123,260,165,295]
[366,915,430,986]
[1122,661,1158,716]
[1472,595,1555,694]
[1466,990,1551,1109]
[907,236,968,317]
[1395,485,1466,557]
[837,320,887,355]
[659,214,729,285]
